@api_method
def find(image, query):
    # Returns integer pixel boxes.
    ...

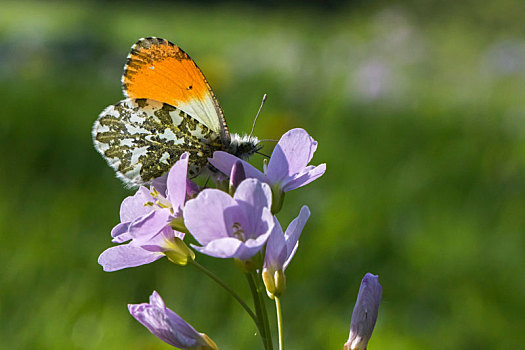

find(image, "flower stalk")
[246,272,274,350]
[275,296,284,350]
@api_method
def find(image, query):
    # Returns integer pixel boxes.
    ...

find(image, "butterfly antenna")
[255,151,271,158]
[258,139,278,143]
[249,94,267,138]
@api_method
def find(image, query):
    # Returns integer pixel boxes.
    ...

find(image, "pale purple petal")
[251,206,274,242]
[192,237,245,259]
[128,209,171,241]
[264,218,287,271]
[111,222,131,241]
[183,189,238,245]
[192,235,268,260]
[119,186,153,222]
[98,245,163,272]
[264,205,310,272]
[284,244,298,271]
[112,186,155,242]
[283,205,310,270]
[149,291,166,308]
[166,152,189,211]
[209,151,266,181]
[233,178,272,208]
[140,227,185,252]
[243,221,274,250]
[234,179,273,237]
[266,128,318,183]
[281,163,327,192]
[189,204,273,260]
[185,178,274,260]
[345,273,382,350]
[129,291,209,349]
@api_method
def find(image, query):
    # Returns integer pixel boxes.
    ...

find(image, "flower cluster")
[98,128,382,349]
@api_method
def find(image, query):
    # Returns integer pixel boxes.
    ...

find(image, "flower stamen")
[232,222,246,241]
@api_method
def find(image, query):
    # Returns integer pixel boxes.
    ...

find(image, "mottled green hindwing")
[92,98,223,185]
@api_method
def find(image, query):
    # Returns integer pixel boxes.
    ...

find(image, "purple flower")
[98,153,195,272]
[344,273,382,350]
[209,128,326,193]
[262,206,310,297]
[129,291,218,349]
[183,178,274,260]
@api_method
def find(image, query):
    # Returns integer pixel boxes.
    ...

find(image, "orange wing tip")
[121,37,190,95]
[118,37,228,139]
[121,37,210,106]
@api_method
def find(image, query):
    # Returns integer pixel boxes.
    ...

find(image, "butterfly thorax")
[227,134,261,160]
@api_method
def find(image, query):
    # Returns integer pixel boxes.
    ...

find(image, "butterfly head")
[228,133,262,160]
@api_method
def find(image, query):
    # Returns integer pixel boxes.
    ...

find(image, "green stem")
[189,260,257,325]
[275,297,284,350]
[246,272,274,350]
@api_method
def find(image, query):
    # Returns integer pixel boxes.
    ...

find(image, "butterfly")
[92,37,260,186]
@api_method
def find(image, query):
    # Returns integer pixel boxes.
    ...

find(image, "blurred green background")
[2,0,525,349]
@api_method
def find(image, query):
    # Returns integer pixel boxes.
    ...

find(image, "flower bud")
[229,160,246,195]
[129,291,218,350]
[344,273,382,350]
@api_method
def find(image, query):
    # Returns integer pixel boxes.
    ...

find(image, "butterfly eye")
[187,85,193,90]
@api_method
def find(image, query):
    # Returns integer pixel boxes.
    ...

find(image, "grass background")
[1,1,525,349]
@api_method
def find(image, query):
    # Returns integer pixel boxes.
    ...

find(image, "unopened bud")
[344,273,382,350]
[229,160,246,195]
